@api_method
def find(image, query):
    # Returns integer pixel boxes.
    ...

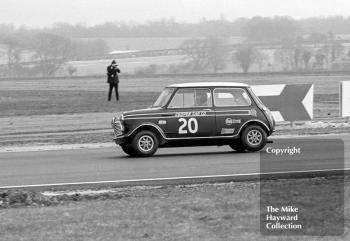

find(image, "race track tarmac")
[0,134,349,187]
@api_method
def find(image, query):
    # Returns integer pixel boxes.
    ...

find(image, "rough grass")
[0,90,158,117]
[0,176,348,240]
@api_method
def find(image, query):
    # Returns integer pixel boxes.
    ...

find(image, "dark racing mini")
[111,82,275,157]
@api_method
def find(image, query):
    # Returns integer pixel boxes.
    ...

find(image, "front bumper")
[114,136,126,145]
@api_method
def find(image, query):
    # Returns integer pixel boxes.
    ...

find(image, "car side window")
[168,88,212,108]
[214,88,251,107]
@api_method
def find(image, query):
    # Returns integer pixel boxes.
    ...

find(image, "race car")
[111,82,275,157]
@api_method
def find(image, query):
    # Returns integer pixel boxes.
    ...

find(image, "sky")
[1,0,350,27]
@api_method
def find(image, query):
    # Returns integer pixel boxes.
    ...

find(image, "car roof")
[168,82,249,88]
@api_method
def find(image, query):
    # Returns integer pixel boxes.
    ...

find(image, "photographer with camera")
[107,60,121,102]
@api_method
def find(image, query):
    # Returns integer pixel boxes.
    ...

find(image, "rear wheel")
[130,131,159,157]
[229,142,246,152]
[241,125,267,152]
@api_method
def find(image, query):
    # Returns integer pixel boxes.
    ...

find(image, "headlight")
[111,114,125,135]
[111,113,124,127]
[113,113,124,121]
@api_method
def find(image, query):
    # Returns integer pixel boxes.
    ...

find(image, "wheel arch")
[128,123,166,145]
[238,120,270,137]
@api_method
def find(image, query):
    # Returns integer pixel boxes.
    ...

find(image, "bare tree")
[309,32,345,69]
[330,42,345,62]
[203,37,228,72]
[302,49,312,71]
[181,38,208,71]
[308,32,328,47]
[233,45,259,73]
[293,47,302,70]
[181,37,228,72]
[274,49,290,71]
[0,34,22,77]
[273,37,305,72]
[66,64,77,76]
[255,51,268,72]
[30,33,73,76]
[315,51,326,69]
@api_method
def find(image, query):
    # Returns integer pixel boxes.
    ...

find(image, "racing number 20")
[178,118,198,134]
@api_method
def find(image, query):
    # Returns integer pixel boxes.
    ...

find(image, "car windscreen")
[152,88,175,107]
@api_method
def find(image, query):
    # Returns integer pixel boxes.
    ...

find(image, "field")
[78,36,243,52]
[68,54,271,76]
[0,37,189,66]
[1,37,247,76]
[69,55,186,76]
[0,176,347,240]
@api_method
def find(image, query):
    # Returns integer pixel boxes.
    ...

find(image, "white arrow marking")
[341,81,350,117]
[302,85,314,119]
[271,111,284,122]
[251,84,285,96]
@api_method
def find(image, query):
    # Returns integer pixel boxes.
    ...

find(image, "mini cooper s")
[111,82,275,157]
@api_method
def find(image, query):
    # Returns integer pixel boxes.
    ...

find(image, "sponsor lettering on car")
[175,111,208,117]
[225,118,241,125]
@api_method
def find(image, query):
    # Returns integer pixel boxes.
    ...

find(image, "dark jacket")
[107,65,120,85]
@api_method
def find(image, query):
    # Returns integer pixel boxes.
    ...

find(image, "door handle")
[202,109,212,112]
[161,113,173,117]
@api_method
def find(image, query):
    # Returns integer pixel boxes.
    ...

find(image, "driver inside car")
[195,91,209,106]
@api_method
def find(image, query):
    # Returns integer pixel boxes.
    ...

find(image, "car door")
[164,88,215,138]
[213,88,253,136]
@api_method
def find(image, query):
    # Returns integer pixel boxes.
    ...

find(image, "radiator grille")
[112,120,123,137]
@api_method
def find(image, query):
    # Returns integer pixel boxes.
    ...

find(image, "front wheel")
[130,131,159,157]
[241,125,267,152]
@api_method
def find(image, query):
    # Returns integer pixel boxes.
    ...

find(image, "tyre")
[120,144,137,157]
[229,142,246,152]
[130,131,159,157]
[241,125,267,152]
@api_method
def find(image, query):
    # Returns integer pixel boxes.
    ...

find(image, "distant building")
[109,50,139,55]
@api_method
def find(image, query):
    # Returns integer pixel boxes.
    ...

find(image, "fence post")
[290,121,295,128]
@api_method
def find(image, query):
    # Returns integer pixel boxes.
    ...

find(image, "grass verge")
[0,90,339,118]
[1,124,350,148]
[0,176,348,240]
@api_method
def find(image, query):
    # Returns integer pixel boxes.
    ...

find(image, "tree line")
[2,15,350,77]
[137,34,349,74]
[0,27,109,77]
[9,16,350,40]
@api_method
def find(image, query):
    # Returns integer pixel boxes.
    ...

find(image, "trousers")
[108,83,119,101]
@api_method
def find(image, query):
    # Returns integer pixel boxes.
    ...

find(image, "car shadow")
[113,150,249,159]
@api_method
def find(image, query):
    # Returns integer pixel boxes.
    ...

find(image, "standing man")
[107,60,121,101]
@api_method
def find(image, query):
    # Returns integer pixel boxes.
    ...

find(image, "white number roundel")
[178,118,198,134]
